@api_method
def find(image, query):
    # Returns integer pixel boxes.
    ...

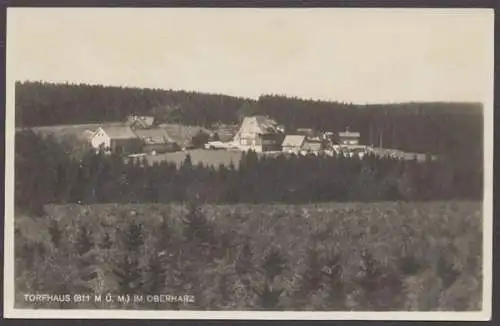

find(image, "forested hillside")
[15,81,246,127]
[16,81,483,160]
[16,201,482,310]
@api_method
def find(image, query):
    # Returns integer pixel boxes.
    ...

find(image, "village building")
[127,115,156,129]
[282,134,325,155]
[301,138,323,153]
[322,131,335,141]
[338,130,361,146]
[282,135,306,154]
[90,125,143,154]
[133,128,179,155]
[233,116,285,152]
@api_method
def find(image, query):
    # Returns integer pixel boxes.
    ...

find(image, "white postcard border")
[3,7,494,320]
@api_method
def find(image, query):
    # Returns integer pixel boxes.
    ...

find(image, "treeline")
[15,131,482,216]
[256,96,483,159]
[15,81,246,127]
[16,81,482,159]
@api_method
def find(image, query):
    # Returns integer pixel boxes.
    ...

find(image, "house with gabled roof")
[302,138,323,153]
[91,125,143,154]
[282,135,306,154]
[282,134,325,155]
[127,115,156,129]
[134,128,179,154]
[233,115,285,152]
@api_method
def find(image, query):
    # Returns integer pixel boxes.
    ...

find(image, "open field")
[18,123,211,146]
[17,123,114,141]
[146,148,244,167]
[15,201,482,311]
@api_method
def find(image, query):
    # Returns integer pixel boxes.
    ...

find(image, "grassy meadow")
[15,201,482,311]
[146,149,244,168]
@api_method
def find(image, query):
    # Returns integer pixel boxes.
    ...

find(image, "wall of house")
[234,118,262,146]
[110,138,143,154]
[302,141,323,152]
[143,143,179,154]
[261,134,284,151]
[234,117,285,152]
[238,144,263,153]
[91,130,111,150]
[283,146,301,154]
[340,138,359,145]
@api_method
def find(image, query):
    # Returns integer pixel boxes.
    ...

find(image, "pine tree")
[75,225,96,284]
[182,202,215,248]
[261,248,286,283]
[76,225,93,256]
[113,222,144,294]
[357,250,403,310]
[253,248,287,309]
[235,240,254,276]
[293,248,323,307]
[321,251,346,310]
[143,249,168,308]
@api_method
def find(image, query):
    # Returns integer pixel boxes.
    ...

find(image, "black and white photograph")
[4,8,494,320]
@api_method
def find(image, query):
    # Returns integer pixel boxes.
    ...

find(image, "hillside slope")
[15,201,482,311]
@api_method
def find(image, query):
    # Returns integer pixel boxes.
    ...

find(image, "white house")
[233,116,285,152]
[90,125,143,154]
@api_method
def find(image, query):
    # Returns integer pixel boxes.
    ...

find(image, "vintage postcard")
[4,8,494,320]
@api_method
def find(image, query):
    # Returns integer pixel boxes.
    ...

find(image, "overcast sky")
[7,8,493,104]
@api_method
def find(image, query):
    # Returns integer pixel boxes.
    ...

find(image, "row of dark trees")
[15,130,482,216]
[16,82,482,163]
[16,81,245,127]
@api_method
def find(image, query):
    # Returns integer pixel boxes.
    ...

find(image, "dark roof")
[133,128,173,144]
[127,115,155,128]
[252,116,283,134]
[158,124,212,146]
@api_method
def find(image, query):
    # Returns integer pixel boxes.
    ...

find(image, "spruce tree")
[293,247,324,307]
[76,225,93,256]
[235,240,254,276]
[322,251,346,310]
[113,222,144,294]
[253,248,287,309]
[182,202,214,248]
[143,249,168,309]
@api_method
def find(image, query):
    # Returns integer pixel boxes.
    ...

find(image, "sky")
[7,8,494,104]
